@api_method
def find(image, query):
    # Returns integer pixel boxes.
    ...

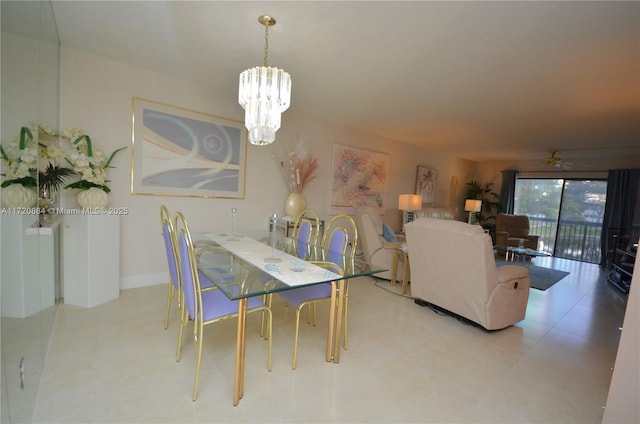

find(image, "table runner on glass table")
[200,233,341,287]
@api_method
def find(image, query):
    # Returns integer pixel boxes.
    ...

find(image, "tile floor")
[29,257,628,423]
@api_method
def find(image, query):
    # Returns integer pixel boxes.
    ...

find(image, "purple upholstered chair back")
[178,233,197,320]
[293,209,321,246]
[328,230,346,252]
[293,221,312,259]
[327,230,347,265]
[321,214,358,267]
[294,239,308,259]
[297,221,312,244]
[163,225,179,291]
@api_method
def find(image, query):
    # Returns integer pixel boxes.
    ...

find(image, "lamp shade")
[398,194,423,211]
[464,199,482,212]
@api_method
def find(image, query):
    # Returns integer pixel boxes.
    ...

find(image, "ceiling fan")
[544,150,573,170]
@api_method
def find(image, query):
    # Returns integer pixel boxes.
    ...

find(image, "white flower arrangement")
[0,126,38,187]
[63,129,126,193]
[38,125,67,167]
[1,124,126,194]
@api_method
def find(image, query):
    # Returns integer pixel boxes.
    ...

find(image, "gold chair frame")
[289,261,345,369]
[283,214,358,369]
[318,214,358,350]
[161,205,180,329]
[174,212,272,401]
[161,205,217,329]
[320,214,358,257]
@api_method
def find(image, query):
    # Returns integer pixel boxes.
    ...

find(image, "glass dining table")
[195,232,386,405]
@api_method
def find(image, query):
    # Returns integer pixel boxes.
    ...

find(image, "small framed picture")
[415,166,437,204]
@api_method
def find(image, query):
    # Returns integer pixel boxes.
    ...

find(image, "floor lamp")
[465,199,482,224]
[399,194,422,233]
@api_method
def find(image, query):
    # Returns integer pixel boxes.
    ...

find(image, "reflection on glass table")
[494,245,550,262]
[195,232,386,405]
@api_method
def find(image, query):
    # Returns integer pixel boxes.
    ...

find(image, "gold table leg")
[233,298,248,406]
[326,280,338,362]
[325,278,347,364]
[332,278,346,363]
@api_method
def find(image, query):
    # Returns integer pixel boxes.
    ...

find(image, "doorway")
[514,178,607,263]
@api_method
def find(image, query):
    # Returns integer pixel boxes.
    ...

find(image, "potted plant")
[63,129,126,208]
[271,138,318,218]
[0,127,39,208]
[38,163,75,209]
[464,180,501,227]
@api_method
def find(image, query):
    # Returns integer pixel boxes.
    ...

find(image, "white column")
[62,214,120,308]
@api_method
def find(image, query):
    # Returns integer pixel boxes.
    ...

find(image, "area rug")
[496,260,570,291]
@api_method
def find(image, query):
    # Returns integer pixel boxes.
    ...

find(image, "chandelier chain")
[263,25,269,67]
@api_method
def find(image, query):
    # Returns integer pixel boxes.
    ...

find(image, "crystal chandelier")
[238,15,292,146]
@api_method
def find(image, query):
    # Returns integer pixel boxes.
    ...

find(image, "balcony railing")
[529,217,602,263]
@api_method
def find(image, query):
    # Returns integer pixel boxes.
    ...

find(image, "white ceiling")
[40,1,640,162]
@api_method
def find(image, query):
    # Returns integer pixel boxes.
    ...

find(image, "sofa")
[416,207,454,220]
[495,213,539,249]
[405,217,530,330]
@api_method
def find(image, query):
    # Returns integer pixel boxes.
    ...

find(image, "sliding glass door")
[514,178,607,263]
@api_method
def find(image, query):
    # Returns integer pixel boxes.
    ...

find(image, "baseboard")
[121,272,167,290]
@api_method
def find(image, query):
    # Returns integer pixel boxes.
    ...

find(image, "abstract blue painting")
[131,98,247,198]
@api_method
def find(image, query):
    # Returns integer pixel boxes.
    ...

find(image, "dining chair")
[292,208,321,246]
[283,261,345,369]
[320,214,358,258]
[318,214,358,349]
[174,211,272,401]
[276,213,357,369]
[161,205,215,329]
[160,205,181,329]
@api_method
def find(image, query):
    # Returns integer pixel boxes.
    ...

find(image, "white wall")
[602,268,639,423]
[476,157,640,197]
[59,47,474,288]
[1,32,40,142]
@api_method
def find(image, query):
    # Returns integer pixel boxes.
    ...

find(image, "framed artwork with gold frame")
[329,144,390,214]
[131,98,247,198]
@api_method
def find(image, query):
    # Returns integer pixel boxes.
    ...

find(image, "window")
[514,178,607,263]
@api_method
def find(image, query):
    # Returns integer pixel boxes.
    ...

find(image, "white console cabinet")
[63,215,120,307]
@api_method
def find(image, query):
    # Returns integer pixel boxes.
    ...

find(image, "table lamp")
[464,199,482,224]
[398,194,422,232]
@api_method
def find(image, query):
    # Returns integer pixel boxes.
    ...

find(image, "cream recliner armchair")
[405,218,530,330]
[355,206,404,280]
